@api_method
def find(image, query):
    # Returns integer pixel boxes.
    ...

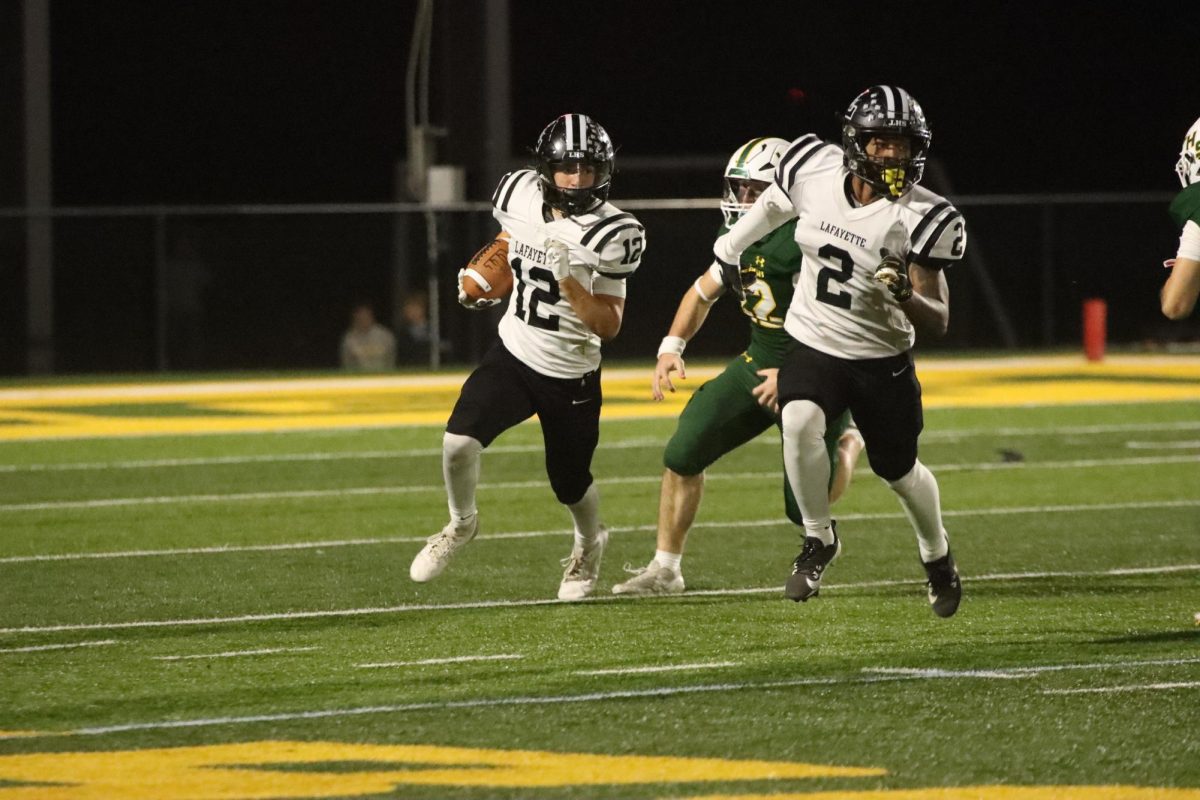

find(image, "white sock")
[654,550,682,571]
[568,483,602,550]
[887,459,950,562]
[781,400,835,545]
[442,432,482,532]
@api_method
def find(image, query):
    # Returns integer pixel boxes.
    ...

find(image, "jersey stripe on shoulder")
[909,201,954,250]
[907,200,945,247]
[580,212,637,248]
[592,221,644,254]
[492,170,535,214]
[917,209,963,260]
[775,135,829,193]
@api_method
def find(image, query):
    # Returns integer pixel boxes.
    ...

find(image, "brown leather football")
[461,237,513,300]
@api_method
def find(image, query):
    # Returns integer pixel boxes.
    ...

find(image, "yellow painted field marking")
[0,357,1197,441]
[692,789,1200,799]
[0,740,881,798]
[0,732,43,740]
[0,742,1193,799]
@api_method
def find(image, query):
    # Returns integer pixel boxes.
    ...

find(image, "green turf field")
[0,371,1197,799]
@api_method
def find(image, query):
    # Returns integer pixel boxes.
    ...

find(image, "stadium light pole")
[23,0,53,374]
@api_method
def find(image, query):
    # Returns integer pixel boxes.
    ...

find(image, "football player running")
[713,86,965,617]
[1161,115,1200,320]
[410,114,645,600]
[612,138,864,597]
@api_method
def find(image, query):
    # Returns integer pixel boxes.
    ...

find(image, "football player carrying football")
[1161,115,1200,320]
[612,138,864,597]
[410,114,645,600]
[713,86,965,617]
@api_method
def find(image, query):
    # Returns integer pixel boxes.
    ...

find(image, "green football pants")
[663,354,851,526]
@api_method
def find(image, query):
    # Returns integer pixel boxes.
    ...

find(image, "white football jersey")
[773,135,966,358]
[490,169,645,378]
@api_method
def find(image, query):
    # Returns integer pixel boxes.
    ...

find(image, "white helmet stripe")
[577,114,588,150]
[565,115,576,150]
[898,87,909,116]
[881,85,896,116]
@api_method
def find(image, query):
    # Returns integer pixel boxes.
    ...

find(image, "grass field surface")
[0,356,1197,799]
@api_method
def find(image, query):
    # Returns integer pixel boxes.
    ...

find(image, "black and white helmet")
[534,113,615,216]
[841,85,931,199]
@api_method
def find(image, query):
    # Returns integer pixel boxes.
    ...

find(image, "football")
[461,237,513,301]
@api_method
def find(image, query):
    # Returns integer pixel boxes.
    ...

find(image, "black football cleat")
[923,551,962,618]
[784,524,841,602]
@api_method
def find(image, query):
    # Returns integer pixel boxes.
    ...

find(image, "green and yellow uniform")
[664,222,853,526]
[1169,182,1200,229]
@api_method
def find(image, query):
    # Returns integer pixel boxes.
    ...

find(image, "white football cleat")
[611,560,685,596]
[410,517,478,582]
[557,526,608,601]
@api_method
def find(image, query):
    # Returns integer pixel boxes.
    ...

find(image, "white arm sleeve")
[1177,220,1200,262]
[713,182,796,263]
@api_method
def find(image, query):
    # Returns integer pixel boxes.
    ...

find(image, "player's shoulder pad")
[906,188,966,269]
[774,134,841,194]
[579,206,645,278]
[491,169,539,214]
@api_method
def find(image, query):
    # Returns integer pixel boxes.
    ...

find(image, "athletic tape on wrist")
[658,336,687,358]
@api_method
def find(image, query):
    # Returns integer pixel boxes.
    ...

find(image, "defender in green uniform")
[613,138,863,596]
[1162,115,1200,320]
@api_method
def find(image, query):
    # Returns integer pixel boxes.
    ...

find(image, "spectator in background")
[340,302,396,371]
[397,290,434,364]
[1162,115,1200,320]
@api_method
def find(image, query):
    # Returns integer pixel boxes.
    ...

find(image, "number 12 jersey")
[491,169,645,378]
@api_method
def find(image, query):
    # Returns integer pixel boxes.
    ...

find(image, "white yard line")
[1125,440,1200,450]
[0,439,665,473]
[863,667,1025,680]
[17,651,1200,740]
[921,420,1200,440]
[152,646,318,661]
[4,455,1200,513]
[22,673,918,740]
[0,639,116,654]
[4,497,1199,566]
[6,422,1200,472]
[864,656,1200,681]
[1,563,1195,636]
[354,654,523,668]
[575,661,739,676]
[1042,681,1200,695]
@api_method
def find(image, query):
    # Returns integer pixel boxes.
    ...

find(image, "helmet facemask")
[535,114,615,217]
[1176,117,1200,188]
[722,177,771,227]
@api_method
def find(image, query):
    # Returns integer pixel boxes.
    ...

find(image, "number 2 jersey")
[715,135,966,359]
[491,169,646,378]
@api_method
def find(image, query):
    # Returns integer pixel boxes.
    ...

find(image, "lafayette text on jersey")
[491,169,645,378]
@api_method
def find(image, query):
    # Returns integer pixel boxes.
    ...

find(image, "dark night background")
[2,1,1198,374]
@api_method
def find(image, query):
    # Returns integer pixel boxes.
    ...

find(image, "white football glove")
[456,268,502,310]
[544,238,571,282]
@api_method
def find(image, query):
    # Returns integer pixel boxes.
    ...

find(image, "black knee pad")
[550,474,591,507]
[868,449,917,483]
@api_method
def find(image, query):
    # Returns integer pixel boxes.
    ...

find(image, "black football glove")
[715,257,745,300]
[873,248,913,302]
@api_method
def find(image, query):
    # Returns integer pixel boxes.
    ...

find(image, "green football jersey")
[718,220,802,367]
[1169,182,1200,229]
